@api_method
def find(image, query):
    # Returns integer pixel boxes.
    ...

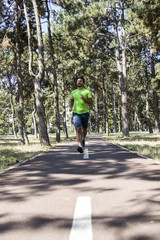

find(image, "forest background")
[0,0,160,169]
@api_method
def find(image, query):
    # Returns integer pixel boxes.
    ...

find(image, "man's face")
[77,78,84,87]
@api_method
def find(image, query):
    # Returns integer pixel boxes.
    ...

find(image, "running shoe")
[77,146,83,153]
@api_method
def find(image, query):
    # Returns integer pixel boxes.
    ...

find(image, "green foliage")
[132,0,160,51]
[0,0,160,140]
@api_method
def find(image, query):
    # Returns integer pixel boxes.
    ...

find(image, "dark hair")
[76,76,85,84]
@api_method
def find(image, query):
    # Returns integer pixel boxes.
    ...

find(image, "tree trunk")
[153,90,159,132]
[102,75,109,136]
[120,1,129,137]
[24,127,29,145]
[146,90,153,133]
[34,78,50,145]
[15,2,25,144]
[23,0,50,146]
[45,0,60,142]
[8,76,17,138]
[145,64,153,133]
[62,70,68,138]
[134,110,142,131]
[10,93,17,138]
[134,111,137,131]
[111,82,117,133]
[95,90,99,133]
[113,2,129,137]
[32,97,38,138]
[118,96,121,132]
[54,79,61,142]
[150,51,160,132]
[32,109,38,137]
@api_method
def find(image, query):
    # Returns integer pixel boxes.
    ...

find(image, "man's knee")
[76,127,83,134]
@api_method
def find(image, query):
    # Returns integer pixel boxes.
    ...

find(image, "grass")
[0,134,75,171]
[103,131,160,162]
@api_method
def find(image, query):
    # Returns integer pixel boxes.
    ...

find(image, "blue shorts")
[73,112,89,129]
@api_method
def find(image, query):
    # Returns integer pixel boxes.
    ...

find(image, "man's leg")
[82,128,87,147]
[76,126,83,147]
[83,128,87,139]
[81,113,89,147]
[73,113,86,153]
[73,113,83,149]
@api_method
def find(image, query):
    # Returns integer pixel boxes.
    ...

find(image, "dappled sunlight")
[91,183,160,239]
[1,136,160,203]
[1,135,160,239]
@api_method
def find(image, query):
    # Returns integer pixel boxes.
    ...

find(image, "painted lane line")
[83,148,89,159]
[69,196,92,240]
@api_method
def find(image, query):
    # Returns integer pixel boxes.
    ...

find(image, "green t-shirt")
[71,88,92,114]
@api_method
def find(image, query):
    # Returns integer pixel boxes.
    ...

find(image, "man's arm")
[69,99,74,111]
[80,95,93,104]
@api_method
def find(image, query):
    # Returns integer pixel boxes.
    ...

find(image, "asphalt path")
[1,135,160,240]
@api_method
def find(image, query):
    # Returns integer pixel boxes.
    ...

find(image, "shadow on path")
[0,135,160,239]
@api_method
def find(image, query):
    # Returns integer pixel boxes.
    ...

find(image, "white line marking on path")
[69,196,92,240]
[83,149,89,159]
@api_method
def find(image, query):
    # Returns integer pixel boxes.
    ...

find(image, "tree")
[15,0,25,144]
[45,0,61,142]
[1,0,159,138]
[113,1,129,137]
[128,0,160,132]
[61,69,69,138]
[23,0,50,146]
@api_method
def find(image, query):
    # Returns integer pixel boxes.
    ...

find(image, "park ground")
[0,131,160,172]
[0,134,160,240]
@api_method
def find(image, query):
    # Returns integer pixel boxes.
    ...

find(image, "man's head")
[76,76,85,88]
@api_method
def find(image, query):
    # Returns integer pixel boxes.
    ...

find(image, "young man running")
[69,77,93,153]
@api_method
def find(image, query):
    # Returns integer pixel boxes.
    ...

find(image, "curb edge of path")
[0,153,43,175]
[114,143,160,166]
[0,140,75,176]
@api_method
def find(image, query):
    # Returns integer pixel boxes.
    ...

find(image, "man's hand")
[69,99,74,111]
[80,94,84,100]
[80,94,93,104]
